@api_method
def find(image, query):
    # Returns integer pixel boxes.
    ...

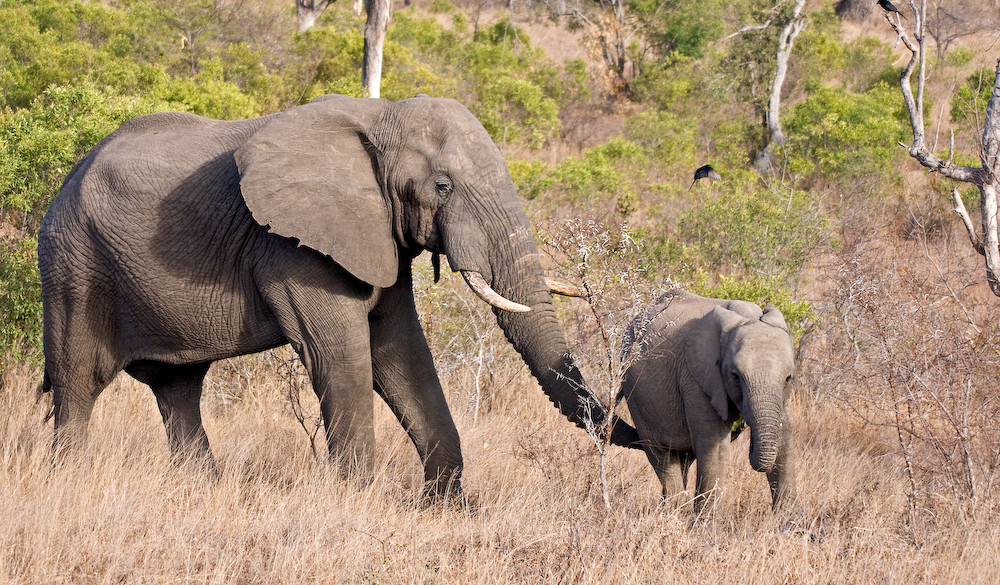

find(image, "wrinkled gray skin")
[38,94,638,496]
[620,290,796,511]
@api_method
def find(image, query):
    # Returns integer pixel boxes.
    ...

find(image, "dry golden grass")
[2,347,998,584]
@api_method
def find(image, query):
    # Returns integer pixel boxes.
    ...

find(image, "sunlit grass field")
[2,354,997,584]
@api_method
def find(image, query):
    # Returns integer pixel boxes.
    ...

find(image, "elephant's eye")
[435,178,453,198]
[785,375,792,383]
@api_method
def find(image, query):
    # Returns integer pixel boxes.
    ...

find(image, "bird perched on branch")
[690,164,722,189]
[876,0,906,19]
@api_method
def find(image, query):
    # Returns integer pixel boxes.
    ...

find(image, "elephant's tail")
[37,369,55,423]
[37,368,51,394]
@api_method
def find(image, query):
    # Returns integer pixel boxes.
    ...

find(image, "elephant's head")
[690,305,795,472]
[234,94,636,444]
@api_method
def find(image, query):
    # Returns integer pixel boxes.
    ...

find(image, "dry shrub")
[802,209,1000,517]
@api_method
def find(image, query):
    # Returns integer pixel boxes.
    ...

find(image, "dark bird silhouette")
[876,0,906,19]
[690,164,722,189]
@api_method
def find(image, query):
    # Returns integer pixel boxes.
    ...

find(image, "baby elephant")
[620,289,796,511]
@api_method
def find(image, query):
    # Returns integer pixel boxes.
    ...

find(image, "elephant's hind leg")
[643,445,688,504]
[43,300,121,458]
[125,361,213,465]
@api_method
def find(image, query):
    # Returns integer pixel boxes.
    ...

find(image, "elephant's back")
[48,112,273,224]
[38,111,282,359]
[622,289,708,359]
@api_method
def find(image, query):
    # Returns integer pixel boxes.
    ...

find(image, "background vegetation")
[1,0,998,581]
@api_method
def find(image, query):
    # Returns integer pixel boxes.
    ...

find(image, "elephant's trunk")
[745,386,781,472]
[484,225,638,447]
[441,186,639,448]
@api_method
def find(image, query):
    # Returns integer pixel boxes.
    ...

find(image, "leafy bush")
[0,237,42,360]
[676,181,829,285]
[511,137,646,217]
[165,59,263,119]
[781,83,908,192]
[951,67,995,136]
[0,0,174,109]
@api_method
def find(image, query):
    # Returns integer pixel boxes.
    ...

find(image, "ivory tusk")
[545,278,584,297]
[461,271,531,313]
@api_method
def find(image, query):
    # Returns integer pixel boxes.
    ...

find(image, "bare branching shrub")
[540,217,673,508]
[274,348,325,460]
[804,222,1000,515]
[204,348,324,459]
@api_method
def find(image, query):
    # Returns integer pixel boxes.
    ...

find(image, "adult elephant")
[38,94,639,496]
[619,290,796,511]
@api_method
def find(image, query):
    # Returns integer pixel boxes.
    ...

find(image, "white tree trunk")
[297,0,332,33]
[754,0,808,171]
[363,0,391,99]
[884,0,1000,296]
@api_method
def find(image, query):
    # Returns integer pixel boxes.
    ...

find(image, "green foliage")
[689,275,815,341]
[676,181,829,285]
[0,0,175,109]
[794,26,897,95]
[631,0,725,61]
[782,83,908,192]
[0,238,42,360]
[511,138,647,216]
[951,67,995,135]
[165,59,263,119]
[945,47,975,69]
[623,110,698,171]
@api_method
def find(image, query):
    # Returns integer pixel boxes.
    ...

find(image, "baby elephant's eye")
[785,375,793,383]
[435,178,453,197]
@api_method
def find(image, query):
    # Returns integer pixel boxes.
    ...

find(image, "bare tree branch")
[718,18,774,42]
[882,0,1000,296]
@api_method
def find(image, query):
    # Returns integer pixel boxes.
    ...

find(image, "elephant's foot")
[421,469,463,505]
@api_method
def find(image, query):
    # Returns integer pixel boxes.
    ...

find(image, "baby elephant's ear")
[686,306,747,421]
[760,305,789,332]
[235,96,398,288]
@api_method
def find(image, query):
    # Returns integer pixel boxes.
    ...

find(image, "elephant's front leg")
[688,411,732,514]
[766,413,797,512]
[304,336,377,481]
[262,257,381,482]
[369,279,463,500]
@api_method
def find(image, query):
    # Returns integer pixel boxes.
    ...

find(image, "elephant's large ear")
[761,305,790,332]
[686,307,746,421]
[235,96,398,288]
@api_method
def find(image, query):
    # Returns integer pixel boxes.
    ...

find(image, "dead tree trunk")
[883,0,1000,296]
[297,0,334,32]
[363,0,392,99]
[754,0,808,172]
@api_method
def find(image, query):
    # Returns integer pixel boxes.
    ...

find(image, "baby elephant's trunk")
[746,396,782,472]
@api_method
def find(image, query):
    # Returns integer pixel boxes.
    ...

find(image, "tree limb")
[883,0,1000,296]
